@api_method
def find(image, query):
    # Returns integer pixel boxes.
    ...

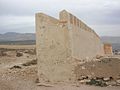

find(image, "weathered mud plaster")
[35,10,112,83]
[104,43,113,55]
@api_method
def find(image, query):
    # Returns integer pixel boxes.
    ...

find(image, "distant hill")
[0,32,119,43]
[0,32,35,41]
[0,40,35,45]
[101,36,120,44]
[0,32,120,50]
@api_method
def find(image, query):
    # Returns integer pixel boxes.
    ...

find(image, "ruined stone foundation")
[104,43,113,55]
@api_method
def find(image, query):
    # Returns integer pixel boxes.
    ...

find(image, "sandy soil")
[0,45,35,49]
[0,46,120,90]
[0,66,120,90]
[75,56,120,79]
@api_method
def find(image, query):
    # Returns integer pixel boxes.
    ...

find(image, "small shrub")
[16,52,23,57]
[35,78,39,83]
[96,55,103,59]
[10,65,22,69]
[25,49,36,55]
[0,51,7,56]
[86,79,107,87]
[22,59,37,66]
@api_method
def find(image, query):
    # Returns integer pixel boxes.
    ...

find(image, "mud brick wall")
[36,10,106,83]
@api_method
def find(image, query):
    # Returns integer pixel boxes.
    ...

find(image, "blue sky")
[0,0,120,36]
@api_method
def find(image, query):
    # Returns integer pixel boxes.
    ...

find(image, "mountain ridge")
[101,36,120,44]
[0,32,35,41]
[0,32,120,50]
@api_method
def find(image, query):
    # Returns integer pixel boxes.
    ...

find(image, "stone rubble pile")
[78,75,120,87]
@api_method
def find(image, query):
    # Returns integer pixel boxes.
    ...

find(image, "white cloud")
[0,16,34,26]
[92,25,120,36]
[0,16,34,33]
[0,0,120,36]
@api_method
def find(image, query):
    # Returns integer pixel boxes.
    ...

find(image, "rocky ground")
[75,56,120,87]
[0,45,120,90]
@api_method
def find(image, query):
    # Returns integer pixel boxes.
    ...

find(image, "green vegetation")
[86,79,107,87]
[22,59,37,66]
[0,40,35,45]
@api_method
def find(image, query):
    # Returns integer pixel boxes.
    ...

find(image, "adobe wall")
[104,43,113,55]
[36,10,105,83]
[60,10,104,60]
[35,13,75,83]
